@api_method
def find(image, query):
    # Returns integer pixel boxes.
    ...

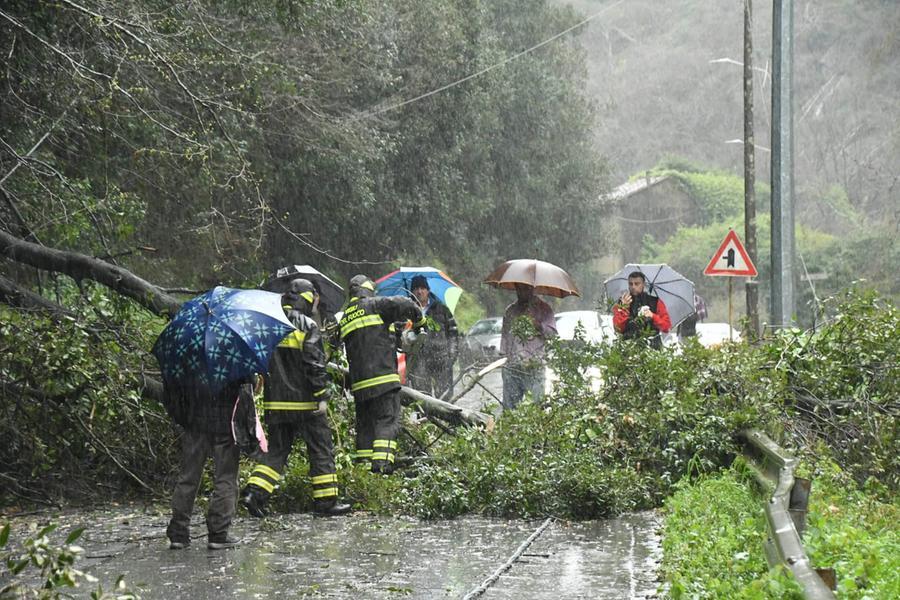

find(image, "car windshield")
[469,318,501,336]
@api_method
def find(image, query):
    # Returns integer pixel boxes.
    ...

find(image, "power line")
[352,0,626,121]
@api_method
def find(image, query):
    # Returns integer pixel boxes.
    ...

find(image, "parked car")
[694,322,742,347]
[554,310,616,346]
[462,317,503,365]
[545,310,612,394]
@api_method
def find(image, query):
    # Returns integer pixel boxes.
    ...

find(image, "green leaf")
[0,523,9,547]
[11,558,29,574]
[65,527,85,544]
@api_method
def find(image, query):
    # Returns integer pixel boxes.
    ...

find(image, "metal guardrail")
[738,429,836,599]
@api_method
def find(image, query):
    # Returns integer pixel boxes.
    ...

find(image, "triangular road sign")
[704,229,758,277]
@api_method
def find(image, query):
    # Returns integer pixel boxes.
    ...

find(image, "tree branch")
[0,274,73,317]
[0,229,181,316]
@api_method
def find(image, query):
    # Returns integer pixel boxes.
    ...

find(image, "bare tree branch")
[0,228,181,315]
[0,274,73,317]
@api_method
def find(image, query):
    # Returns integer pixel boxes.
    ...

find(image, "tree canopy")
[1,0,609,305]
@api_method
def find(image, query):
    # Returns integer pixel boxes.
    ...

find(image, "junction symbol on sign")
[704,229,758,277]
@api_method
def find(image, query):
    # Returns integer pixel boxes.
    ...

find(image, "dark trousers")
[354,389,401,471]
[167,429,239,542]
[501,363,545,410]
[246,414,337,501]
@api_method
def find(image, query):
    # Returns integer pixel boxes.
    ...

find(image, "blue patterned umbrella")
[152,286,295,391]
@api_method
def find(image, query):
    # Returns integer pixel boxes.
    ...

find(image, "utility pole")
[743,0,759,338]
[771,0,795,328]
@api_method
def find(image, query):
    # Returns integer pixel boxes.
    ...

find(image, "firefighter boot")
[239,487,269,518]
[371,460,395,475]
[313,498,352,516]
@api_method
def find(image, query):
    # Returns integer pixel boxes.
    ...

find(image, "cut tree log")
[326,362,494,430]
[399,385,494,431]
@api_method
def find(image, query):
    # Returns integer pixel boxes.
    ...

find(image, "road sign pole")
[728,278,734,341]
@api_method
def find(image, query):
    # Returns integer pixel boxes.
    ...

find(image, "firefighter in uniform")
[340,275,424,474]
[240,278,351,517]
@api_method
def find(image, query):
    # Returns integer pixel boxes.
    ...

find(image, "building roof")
[605,174,671,202]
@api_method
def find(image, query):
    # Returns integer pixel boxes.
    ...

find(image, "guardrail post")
[789,476,811,536]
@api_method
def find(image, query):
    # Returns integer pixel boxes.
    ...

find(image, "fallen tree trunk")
[399,385,494,431]
[0,229,181,316]
[326,362,494,430]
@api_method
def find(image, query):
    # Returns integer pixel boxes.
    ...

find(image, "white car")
[554,310,616,345]
[545,310,612,394]
[694,322,742,347]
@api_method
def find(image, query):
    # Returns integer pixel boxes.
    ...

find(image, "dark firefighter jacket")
[263,308,332,424]
[339,293,424,401]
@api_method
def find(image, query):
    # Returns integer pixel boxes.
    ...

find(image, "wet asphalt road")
[6,508,660,599]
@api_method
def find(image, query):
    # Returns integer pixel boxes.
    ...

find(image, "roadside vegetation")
[661,456,899,599]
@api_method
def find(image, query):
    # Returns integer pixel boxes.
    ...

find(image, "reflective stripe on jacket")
[264,309,332,424]
[339,294,423,401]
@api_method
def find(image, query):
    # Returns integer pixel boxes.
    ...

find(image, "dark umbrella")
[484,259,580,298]
[262,265,345,319]
[152,286,295,391]
[603,263,695,327]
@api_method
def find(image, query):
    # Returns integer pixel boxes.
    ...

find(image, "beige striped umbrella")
[484,259,580,298]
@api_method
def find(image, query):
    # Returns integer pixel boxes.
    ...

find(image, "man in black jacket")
[407,275,459,398]
[165,376,250,550]
[240,278,351,517]
[340,274,424,474]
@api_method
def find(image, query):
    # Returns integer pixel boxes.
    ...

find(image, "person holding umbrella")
[339,275,424,474]
[153,287,298,550]
[499,284,557,410]
[407,274,459,398]
[485,259,577,410]
[239,278,351,518]
[612,271,672,349]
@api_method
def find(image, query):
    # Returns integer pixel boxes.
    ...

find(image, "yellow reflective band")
[350,373,400,392]
[312,388,328,397]
[311,473,338,485]
[278,330,306,349]
[312,487,339,499]
[263,401,318,410]
[340,314,384,338]
[372,439,397,449]
[354,449,373,458]
[252,465,281,481]
[300,291,314,303]
[371,452,395,463]
[247,476,275,493]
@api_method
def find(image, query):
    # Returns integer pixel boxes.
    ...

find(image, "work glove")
[312,400,328,416]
